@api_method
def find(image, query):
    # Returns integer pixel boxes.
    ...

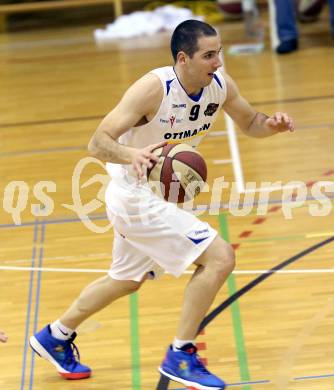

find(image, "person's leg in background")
[274,0,299,53]
[328,0,334,38]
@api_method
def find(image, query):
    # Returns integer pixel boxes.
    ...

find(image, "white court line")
[230,269,334,274]
[1,265,334,275]
[218,58,245,193]
[208,130,228,137]
[212,159,232,165]
[225,113,245,193]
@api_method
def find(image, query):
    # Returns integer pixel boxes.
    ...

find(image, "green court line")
[219,214,252,390]
[130,292,141,389]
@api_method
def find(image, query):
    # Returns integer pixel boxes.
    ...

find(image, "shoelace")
[64,341,80,366]
[185,347,211,375]
[192,354,210,374]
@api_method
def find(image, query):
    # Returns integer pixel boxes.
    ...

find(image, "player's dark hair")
[171,20,217,62]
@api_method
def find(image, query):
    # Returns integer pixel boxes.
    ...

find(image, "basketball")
[217,0,243,19]
[297,0,325,22]
[147,143,207,203]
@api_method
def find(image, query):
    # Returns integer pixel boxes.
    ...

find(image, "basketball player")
[30,20,294,389]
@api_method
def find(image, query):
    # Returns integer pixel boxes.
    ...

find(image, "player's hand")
[131,141,167,179]
[0,330,8,343]
[265,112,295,133]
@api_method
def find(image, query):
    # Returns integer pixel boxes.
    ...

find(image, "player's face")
[187,35,223,87]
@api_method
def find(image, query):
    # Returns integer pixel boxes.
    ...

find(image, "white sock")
[173,337,195,351]
[50,319,75,341]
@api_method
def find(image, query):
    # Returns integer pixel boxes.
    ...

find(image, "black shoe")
[276,39,298,54]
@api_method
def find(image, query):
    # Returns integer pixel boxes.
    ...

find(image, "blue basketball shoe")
[29,325,91,379]
[159,343,226,390]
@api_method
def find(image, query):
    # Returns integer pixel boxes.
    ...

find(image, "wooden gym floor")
[1,7,334,390]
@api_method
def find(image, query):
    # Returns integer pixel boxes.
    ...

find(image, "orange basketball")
[147,143,207,203]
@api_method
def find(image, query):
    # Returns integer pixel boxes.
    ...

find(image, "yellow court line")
[306,232,334,238]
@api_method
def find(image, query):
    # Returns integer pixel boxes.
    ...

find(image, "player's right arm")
[88,73,167,178]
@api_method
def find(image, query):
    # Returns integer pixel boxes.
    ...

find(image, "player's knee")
[214,241,235,277]
[196,238,235,276]
[107,274,143,294]
[223,242,235,273]
[108,277,143,295]
[125,281,142,294]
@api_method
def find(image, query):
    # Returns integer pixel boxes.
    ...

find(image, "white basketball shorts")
[105,180,217,282]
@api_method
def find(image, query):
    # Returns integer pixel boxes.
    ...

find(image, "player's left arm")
[0,330,8,343]
[221,72,295,137]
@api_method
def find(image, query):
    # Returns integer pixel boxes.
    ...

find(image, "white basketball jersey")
[106,66,227,184]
